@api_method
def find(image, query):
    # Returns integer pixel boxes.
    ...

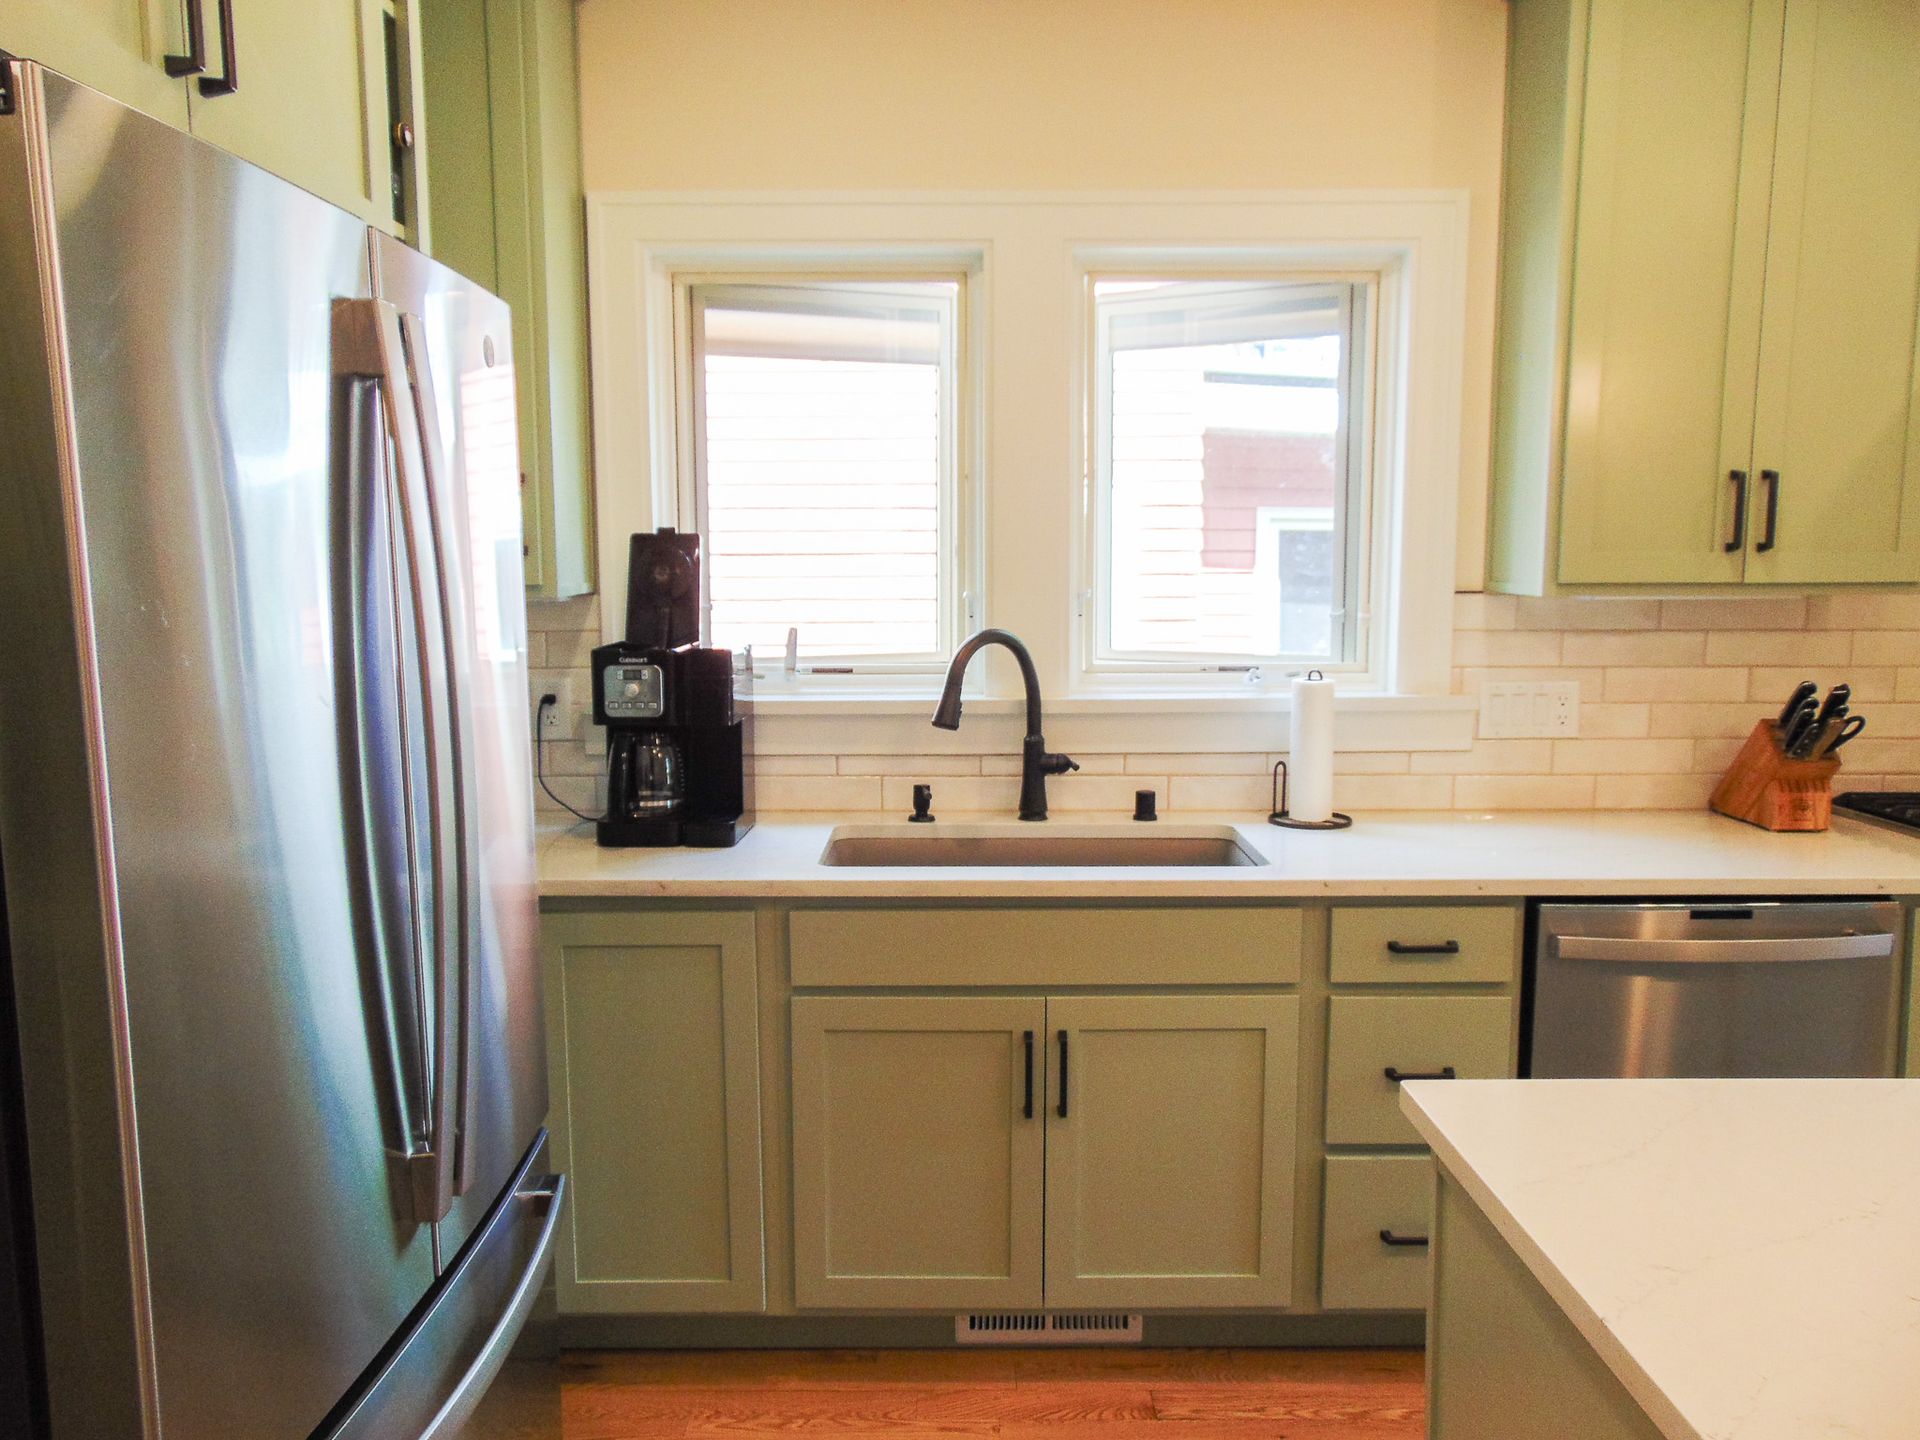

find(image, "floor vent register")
[954,1313,1144,1345]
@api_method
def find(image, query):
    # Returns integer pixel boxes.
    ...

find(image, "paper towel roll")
[1288,671,1336,822]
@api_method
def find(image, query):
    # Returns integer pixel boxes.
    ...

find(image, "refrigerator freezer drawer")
[320,1133,563,1440]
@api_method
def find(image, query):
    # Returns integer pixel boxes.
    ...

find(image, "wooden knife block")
[1709,720,1841,832]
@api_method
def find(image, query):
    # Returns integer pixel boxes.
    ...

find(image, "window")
[595,193,1469,725]
[1088,278,1373,674]
[683,279,967,671]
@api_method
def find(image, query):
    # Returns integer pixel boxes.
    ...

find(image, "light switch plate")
[1478,680,1580,739]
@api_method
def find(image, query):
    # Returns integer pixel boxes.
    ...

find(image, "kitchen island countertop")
[537,809,1920,898]
[1401,1078,1920,1440]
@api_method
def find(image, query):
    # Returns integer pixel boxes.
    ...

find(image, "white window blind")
[688,280,963,668]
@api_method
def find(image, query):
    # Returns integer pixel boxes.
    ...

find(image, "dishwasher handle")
[1553,932,1895,965]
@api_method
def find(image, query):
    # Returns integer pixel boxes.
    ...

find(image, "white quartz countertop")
[1400,1079,1920,1440]
[536,809,1920,898]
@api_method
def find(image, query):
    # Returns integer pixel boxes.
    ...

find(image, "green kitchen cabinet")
[543,910,766,1314]
[419,0,594,598]
[1325,995,1515,1147]
[1321,1155,1434,1312]
[789,991,1298,1312]
[790,995,1047,1311]
[2,0,422,238]
[1489,0,1920,592]
[1044,994,1298,1310]
[1,0,191,127]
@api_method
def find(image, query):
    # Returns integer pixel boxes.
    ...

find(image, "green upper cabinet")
[2,0,423,238]
[2,0,191,127]
[1489,0,1920,592]
[1744,0,1920,584]
[420,0,595,599]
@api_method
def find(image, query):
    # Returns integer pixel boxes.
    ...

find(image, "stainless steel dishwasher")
[1528,901,1904,1077]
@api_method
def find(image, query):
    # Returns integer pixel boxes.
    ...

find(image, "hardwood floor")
[561,1347,1426,1438]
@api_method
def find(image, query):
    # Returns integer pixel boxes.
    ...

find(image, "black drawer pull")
[1022,1030,1034,1120]
[1386,940,1460,956]
[1379,1229,1430,1248]
[1383,1065,1457,1084]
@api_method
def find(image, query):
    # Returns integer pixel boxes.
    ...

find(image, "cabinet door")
[1556,0,1783,584]
[185,0,391,226]
[2,0,190,128]
[543,910,765,1314]
[1044,995,1298,1309]
[791,996,1045,1310]
[1745,0,1920,583]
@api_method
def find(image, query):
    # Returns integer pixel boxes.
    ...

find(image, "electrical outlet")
[538,677,578,741]
[1478,680,1580,739]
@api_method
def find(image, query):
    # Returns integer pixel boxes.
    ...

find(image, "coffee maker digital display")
[592,529,753,847]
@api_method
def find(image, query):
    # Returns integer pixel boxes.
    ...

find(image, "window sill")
[743,691,1477,755]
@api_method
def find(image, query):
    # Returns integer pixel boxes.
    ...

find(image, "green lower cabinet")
[1320,1155,1434,1311]
[789,991,1299,1312]
[1044,994,1299,1310]
[790,995,1047,1310]
[543,910,766,1314]
[1325,996,1514,1146]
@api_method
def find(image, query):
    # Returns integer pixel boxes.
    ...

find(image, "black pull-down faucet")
[931,628,1078,821]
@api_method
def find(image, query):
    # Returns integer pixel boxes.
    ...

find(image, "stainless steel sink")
[819,825,1268,868]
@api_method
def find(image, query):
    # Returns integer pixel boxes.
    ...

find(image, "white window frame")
[587,193,1474,755]
[680,277,972,675]
[1083,273,1379,686]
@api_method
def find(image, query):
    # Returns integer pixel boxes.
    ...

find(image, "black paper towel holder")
[1267,758,1353,830]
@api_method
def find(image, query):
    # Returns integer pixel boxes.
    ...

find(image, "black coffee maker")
[591,529,753,847]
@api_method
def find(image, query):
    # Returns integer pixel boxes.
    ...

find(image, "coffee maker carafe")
[592,529,753,847]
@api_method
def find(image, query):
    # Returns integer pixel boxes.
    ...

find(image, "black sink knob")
[909,783,936,823]
[1134,789,1158,822]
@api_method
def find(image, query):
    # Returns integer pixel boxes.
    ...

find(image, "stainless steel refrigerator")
[0,62,562,1439]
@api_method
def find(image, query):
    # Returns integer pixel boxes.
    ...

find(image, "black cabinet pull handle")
[1022,1030,1034,1120]
[1057,1029,1069,1118]
[1756,469,1780,553]
[1379,1229,1430,1248]
[1384,1065,1457,1084]
[166,0,208,76]
[1724,468,1749,553]
[1386,940,1460,956]
[198,0,238,96]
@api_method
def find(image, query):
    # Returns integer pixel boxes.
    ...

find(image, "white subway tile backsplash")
[526,590,1920,817]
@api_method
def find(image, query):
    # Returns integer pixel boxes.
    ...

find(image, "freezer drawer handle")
[1379,1229,1430,1248]
[1383,1066,1457,1084]
[1386,940,1460,956]
[417,1171,567,1440]
[1553,932,1895,965]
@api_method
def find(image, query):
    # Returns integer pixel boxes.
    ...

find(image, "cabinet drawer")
[1330,906,1518,985]
[789,907,1303,988]
[1325,996,1513,1145]
[1321,1155,1435,1311]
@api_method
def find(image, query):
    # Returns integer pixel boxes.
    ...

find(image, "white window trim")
[587,191,1472,754]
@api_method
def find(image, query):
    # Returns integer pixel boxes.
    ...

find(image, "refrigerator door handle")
[336,296,461,1224]
[418,1172,566,1440]
[330,334,433,1185]
[395,310,483,1200]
